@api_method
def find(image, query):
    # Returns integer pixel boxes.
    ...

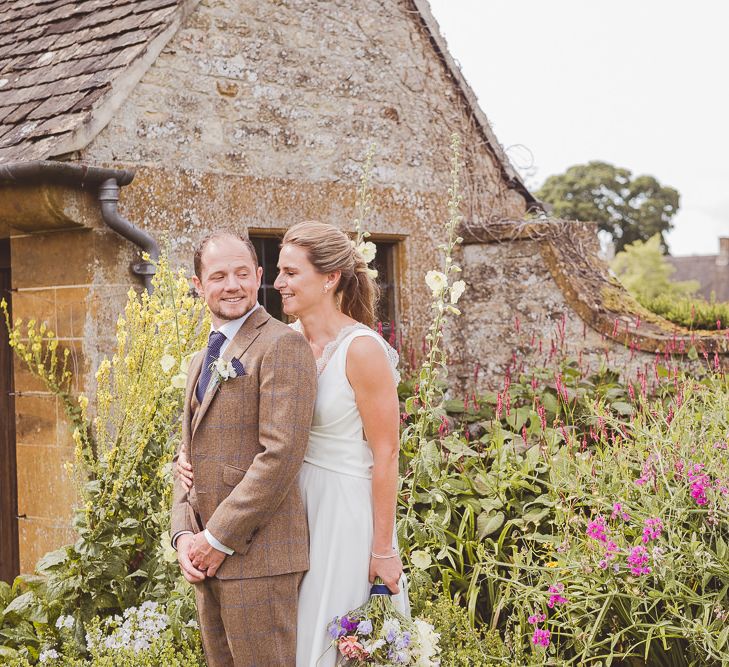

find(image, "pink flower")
[547,583,568,608]
[532,627,551,647]
[528,613,546,625]
[627,545,652,576]
[586,515,608,542]
[338,636,368,660]
[611,503,630,521]
[688,466,710,506]
[642,517,663,543]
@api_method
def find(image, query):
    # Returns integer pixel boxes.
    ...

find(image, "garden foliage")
[1,135,727,665]
[0,258,209,662]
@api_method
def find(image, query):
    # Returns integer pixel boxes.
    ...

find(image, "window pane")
[251,236,284,321]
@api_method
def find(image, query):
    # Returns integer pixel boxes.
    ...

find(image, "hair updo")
[281,221,380,328]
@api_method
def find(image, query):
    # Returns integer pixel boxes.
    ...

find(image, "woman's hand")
[175,448,194,490]
[369,552,403,594]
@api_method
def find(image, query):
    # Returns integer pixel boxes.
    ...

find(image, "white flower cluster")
[55,614,74,630]
[412,618,441,667]
[38,648,60,663]
[85,601,170,654]
[213,357,238,381]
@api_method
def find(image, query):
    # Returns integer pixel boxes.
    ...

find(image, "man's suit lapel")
[192,307,271,437]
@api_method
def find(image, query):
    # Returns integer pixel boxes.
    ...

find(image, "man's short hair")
[193,230,259,279]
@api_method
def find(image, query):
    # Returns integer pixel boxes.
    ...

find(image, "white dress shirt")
[173,303,260,556]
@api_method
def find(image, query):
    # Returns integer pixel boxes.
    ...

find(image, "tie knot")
[208,330,227,353]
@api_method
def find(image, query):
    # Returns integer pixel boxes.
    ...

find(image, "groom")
[171,231,317,666]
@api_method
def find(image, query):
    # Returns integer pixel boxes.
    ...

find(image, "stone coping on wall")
[460,217,729,355]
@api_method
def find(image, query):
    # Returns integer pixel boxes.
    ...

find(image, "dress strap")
[338,328,401,385]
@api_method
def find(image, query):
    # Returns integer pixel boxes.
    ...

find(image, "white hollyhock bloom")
[159,354,176,373]
[425,270,447,295]
[411,550,432,569]
[450,280,466,304]
[356,241,377,263]
[170,373,187,389]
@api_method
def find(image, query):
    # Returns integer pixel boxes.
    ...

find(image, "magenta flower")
[611,503,630,521]
[532,627,551,647]
[547,583,568,608]
[688,466,710,506]
[528,613,546,625]
[642,517,663,543]
[627,545,652,576]
[586,515,608,542]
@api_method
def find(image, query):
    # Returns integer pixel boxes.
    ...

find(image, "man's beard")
[210,300,255,321]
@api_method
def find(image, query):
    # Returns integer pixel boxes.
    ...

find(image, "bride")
[177,221,407,666]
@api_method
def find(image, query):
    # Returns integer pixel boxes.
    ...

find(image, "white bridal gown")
[294,323,409,667]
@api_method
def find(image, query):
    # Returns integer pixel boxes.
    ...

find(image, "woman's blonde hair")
[282,221,380,328]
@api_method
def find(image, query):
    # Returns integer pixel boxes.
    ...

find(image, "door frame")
[0,238,19,582]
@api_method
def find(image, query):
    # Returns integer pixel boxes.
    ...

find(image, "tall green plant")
[1,257,209,658]
[398,133,470,609]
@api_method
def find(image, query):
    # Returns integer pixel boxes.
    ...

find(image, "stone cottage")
[0,0,726,580]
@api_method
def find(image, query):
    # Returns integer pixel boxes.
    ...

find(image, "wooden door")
[0,238,19,582]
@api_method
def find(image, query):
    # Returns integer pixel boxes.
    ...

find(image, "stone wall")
[75,0,528,345]
[9,224,132,570]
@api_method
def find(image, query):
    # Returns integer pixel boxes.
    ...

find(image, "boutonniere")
[210,358,245,388]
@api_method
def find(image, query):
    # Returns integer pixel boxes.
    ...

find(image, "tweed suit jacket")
[171,306,317,580]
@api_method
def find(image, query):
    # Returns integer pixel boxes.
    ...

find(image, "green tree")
[610,233,698,300]
[537,161,680,253]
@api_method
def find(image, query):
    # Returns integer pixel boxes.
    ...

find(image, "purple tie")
[196,331,227,403]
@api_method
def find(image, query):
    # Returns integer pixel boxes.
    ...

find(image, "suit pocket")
[223,464,246,487]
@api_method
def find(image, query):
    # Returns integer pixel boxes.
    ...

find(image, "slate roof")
[0,0,193,163]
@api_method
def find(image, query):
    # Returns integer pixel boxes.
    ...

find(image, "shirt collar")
[212,302,260,341]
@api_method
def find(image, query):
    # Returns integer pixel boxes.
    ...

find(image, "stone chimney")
[718,237,729,266]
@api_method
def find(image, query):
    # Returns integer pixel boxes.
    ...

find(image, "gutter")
[0,160,159,292]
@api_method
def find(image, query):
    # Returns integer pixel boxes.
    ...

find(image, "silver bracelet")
[371,550,398,559]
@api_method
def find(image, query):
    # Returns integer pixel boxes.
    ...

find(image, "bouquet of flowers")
[321,580,441,666]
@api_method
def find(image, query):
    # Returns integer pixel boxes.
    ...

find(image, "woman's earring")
[323,284,329,294]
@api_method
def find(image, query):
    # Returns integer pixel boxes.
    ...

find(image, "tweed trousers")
[195,572,303,667]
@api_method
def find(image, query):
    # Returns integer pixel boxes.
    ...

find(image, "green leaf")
[35,547,69,574]
[477,511,505,539]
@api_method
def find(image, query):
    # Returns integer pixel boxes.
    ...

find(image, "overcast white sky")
[428,0,729,256]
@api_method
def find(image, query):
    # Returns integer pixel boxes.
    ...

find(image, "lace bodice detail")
[289,320,400,382]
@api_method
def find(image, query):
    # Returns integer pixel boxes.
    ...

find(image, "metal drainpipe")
[98,178,159,294]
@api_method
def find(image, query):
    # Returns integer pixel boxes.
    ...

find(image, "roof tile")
[0,0,186,160]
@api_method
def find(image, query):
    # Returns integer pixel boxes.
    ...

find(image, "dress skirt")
[295,461,408,667]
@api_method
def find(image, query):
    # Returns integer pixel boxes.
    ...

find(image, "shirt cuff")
[204,528,235,555]
[171,530,193,550]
